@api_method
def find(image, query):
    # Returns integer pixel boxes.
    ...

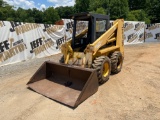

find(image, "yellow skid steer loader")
[27,13,124,108]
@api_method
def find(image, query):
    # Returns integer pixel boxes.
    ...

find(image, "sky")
[4,0,75,10]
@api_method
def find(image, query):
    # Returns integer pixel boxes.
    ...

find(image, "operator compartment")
[71,13,110,52]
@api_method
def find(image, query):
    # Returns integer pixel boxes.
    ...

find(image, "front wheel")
[92,56,111,84]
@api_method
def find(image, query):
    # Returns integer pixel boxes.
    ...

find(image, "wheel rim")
[117,56,122,69]
[103,62,109,77]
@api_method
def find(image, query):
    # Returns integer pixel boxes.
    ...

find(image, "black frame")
[71,13,110,49]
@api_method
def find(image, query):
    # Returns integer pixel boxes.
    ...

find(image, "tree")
[15,7,29,22]
[29,8,43,23]
[109,0,129,19]
[0,0,8,7]
[126,12,137,21]
[0,0,159,23]
[0,0,15,21]
[89,0,109,14]
[74,0,90,13]
[90,0,129,19]
[126,10,150,23]
[95,7,106,15]
[55,6,75,19]
[146,0,160,23]
[43,7,60,24]
[128,0,147,10]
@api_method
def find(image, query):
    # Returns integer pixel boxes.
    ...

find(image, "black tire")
[59,55,64,63]
[110,51,123,74]
[92,56,111,84]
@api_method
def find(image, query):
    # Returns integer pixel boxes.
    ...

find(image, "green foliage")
[55,6,75,18]
[144,17,151,24]
[15,7,28,22]
[28,8,43,23]
[89,0,109,14]
[128,0,160,23]
[128,0,147,10]
[89,0,129,19]
[126,12,137,21]
[110,0,129,19]
[43,7,60,24]
[74,0,90,12]
[126,10,150,23]
[0,0,15,21]
[147,0,160,23]
[133,10,148,22]
[0,0,159,23]
[95,7,106,15]
[0,0,8,7]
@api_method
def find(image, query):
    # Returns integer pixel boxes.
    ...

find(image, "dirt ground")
[0,43,160,120]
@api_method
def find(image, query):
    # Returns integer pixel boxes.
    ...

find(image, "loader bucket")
[27,61,98,108]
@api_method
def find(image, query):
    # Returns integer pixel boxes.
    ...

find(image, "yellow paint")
[60,18,124,68]
[103,62,109,77]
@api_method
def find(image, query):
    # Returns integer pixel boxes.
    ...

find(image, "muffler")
[27,61,98,108]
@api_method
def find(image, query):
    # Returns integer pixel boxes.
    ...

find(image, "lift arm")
[85,19,124,56]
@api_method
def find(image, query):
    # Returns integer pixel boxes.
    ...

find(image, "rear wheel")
[110,51,123,74]
[92,56,111,84]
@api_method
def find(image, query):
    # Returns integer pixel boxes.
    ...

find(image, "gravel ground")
[0,42,160,120]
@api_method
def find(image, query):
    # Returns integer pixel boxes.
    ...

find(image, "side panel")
[85,19,124,57]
